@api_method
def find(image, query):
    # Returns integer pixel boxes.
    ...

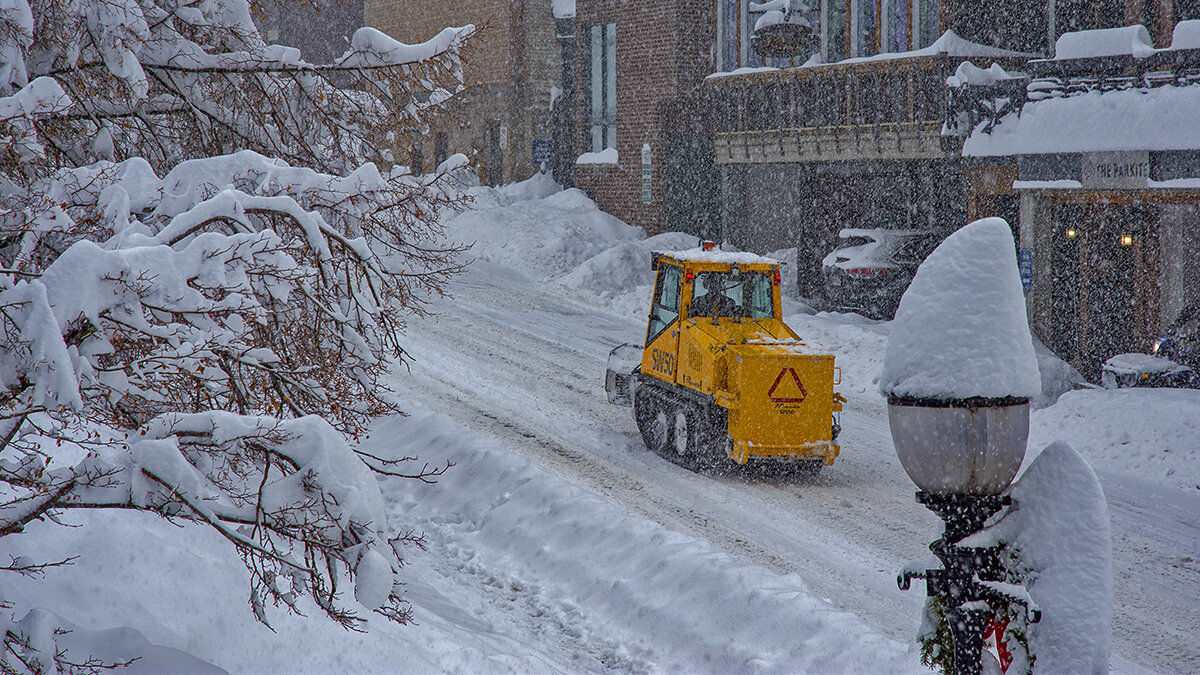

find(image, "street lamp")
[881,218,1043,675]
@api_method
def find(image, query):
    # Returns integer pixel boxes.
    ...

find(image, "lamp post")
[891,396,1036,675]
[880,218,1043,675]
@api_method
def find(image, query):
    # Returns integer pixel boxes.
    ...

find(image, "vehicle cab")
[641,249,801,398]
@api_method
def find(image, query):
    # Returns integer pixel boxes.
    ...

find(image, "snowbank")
[558,231,699,317]
[1029,388,1200,491]
[445,175,643,281]
[880,218,1040,401]
[982,442,1113,673]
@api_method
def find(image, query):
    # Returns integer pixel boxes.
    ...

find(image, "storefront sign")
[641,143,652,204]
[532,139,552,168]
[1019,248,1033,292]
[1081,150,1149,189]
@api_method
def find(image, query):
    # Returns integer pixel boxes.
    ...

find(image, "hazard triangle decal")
[768,368,808,403]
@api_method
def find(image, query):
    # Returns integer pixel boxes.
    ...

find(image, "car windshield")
[838,236,876,248]
[691,270,774,319]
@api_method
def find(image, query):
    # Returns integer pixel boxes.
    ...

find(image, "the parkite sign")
[1081,150,1149,189]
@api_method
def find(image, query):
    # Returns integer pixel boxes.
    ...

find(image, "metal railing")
[708,54,1021,163]
[947,47,1200,138]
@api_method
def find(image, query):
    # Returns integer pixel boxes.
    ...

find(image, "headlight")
[1152,338,1165,355]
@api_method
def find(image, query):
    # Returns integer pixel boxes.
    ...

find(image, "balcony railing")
[708,54,1026,164]
[946,48,1200,139]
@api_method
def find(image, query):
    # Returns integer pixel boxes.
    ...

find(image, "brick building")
[366,0,565,184]
[571,0,716,235]
[256,0,365,64]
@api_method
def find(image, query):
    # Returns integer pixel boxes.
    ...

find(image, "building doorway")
[1053,203,1152,380]
[667,134,718,241]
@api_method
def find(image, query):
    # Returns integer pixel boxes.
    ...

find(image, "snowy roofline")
[707,30,1034,81]
[1033,21,1200,62]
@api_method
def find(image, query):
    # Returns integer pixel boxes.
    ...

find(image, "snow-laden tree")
[0,0,473,669]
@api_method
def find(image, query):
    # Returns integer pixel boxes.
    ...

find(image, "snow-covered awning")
[960,21,1200,158]
[963,83,1200,157]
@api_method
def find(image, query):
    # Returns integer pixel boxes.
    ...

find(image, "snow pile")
[946,61,1024,88]
[575,148,619,165]
[980,442,1113,673]
[1030,388,1200,490]
[1031,336,1086,408]
[748,0,813,31]
[27,612,223,675]
[661,246,781,265]
[881,218,1040,400]
[446,176,642,281]
[558,231,699,314]
[1050,24,1153,59]
[1172,20,1200,49]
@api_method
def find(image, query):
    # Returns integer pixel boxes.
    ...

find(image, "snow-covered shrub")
[0,0,474,669]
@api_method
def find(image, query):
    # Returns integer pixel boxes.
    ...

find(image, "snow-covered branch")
[0,0,476,665]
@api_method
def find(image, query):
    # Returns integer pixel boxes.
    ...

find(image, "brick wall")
[256,0,364,64]
[573,0,715,234]
[365,0,562,184]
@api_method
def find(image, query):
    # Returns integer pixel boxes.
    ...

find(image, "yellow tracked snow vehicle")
[605,248,844,472]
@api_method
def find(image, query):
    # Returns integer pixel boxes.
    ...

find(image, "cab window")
[691,270,774,319]
[647,264,681,342]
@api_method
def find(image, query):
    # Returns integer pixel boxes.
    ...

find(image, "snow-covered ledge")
[575,148,618,167]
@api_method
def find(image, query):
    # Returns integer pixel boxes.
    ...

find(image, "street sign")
[1019,248,1033,292]
[532,139,552,168]
[641,143,652,204]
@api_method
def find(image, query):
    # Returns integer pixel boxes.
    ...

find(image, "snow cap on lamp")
[880,217,1040,402]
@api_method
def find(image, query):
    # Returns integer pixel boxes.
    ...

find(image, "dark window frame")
[583,22,617,153]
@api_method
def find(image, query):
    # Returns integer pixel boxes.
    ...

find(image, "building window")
[826,0,929,60]
[410,141,423,176]
[587,22,616,153]
[853,0,880,56]
[916,0,940,48]
[885,0,910,52]
[823,0,848,62]
[434,132,448,169]
[718,0,740,71]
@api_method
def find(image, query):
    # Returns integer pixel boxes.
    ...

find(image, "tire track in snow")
[398,268,1196,672]
[397,271,933,644]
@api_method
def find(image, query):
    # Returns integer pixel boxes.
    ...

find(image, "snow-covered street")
[2,179,1198,672]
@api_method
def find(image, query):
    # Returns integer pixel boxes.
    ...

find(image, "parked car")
[1102,303,1200,389]
[821,228,940,320]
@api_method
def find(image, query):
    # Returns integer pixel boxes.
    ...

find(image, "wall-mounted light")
[1120,234,1134,246]
[1066,227,1078,239]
